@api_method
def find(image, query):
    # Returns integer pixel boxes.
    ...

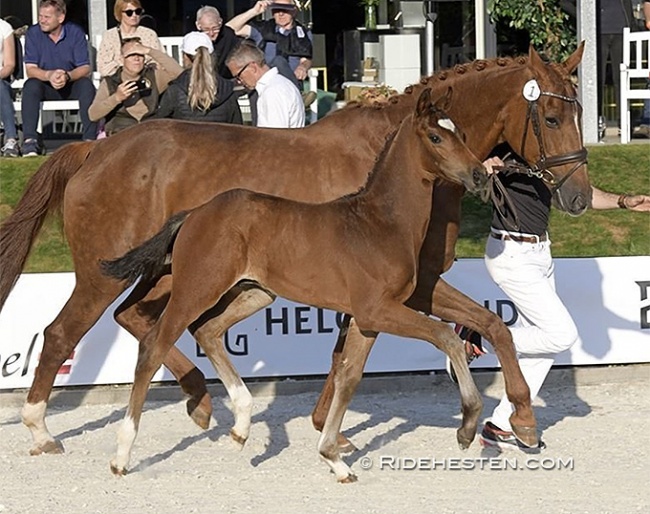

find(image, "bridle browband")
[489,84,588,231]
[518,89,588,196]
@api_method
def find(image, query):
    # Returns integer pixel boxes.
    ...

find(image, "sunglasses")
[123,8,144,17]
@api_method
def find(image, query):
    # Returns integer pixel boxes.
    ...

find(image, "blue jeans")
[0,79,18,140]
[21,77,97,141]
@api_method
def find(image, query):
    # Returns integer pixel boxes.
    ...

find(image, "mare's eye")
[429,134,442,144]
[545,117,560,128]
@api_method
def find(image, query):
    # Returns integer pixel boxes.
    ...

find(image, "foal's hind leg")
[428,279,537,446]
[318,319,375,483]
[189,284,275,449]
[356,302,483,449]
[114,275,213,429]
[311,314,363,453]
[22,281,124,455]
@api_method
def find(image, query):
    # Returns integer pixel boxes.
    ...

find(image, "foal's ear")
[416,87,433,118]
[561,41,585,74]
[433,87,453,112]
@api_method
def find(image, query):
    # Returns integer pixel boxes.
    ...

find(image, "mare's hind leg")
[318,319,376,482]
[22,281,124,455]
[356,301,483,449]
[311,314,363,454]
[114,275,213,429]
[428,278,537,446]
[189,283,276,449]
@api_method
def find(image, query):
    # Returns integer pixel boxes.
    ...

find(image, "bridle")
[489,80,589,230]
[518,87,588,196]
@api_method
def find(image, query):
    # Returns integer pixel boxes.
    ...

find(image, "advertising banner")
[1,256,648,390]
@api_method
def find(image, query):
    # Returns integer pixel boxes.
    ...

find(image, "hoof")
[338,473,358,484]
[456,428,475,450]
[230,429,247,450]
[337,434,357,454]
[29,439,65,456]
[186,394,212,430]
[109,461,127,476]
[511,424,538,448]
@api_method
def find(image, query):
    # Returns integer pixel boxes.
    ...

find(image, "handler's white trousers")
[484,234,579,432]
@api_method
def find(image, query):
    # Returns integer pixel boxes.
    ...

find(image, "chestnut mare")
[102,89,489,481]
[0,45,589,456]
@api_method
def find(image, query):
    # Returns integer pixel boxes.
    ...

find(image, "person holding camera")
[89,39,182,136]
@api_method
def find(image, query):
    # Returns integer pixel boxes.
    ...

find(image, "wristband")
[64,71,71,82]
[617,194,629,209]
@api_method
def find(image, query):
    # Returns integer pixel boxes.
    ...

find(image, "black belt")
[490,231,547,244]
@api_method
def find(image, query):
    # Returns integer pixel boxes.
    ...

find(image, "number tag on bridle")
[523,80,541,101]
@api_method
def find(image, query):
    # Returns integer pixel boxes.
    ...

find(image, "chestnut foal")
[102,89,488,482]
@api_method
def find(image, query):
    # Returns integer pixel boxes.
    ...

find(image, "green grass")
[1,144,649,273]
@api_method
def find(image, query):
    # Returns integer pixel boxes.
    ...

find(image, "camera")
[133,78,150,92]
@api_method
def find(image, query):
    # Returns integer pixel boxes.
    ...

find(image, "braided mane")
[342,55,530,111]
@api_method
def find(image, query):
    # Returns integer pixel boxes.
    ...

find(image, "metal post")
[578,0,599,144]
[424,13,436,75]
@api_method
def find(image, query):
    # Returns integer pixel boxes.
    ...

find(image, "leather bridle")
[489,84,589,231]
[518,89,588,196]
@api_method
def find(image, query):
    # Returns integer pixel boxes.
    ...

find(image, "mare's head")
[412,88,488,194]
[500,43,590,215]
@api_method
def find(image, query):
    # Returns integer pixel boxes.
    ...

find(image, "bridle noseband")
[490,81,589,231]
[519,88,588,196]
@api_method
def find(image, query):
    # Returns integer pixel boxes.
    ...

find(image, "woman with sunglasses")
[97,0,162,77]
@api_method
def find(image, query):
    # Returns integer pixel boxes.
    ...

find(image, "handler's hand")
[482,156,504,175]
[624,194,650,212]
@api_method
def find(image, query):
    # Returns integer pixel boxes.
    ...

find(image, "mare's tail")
[100,211,190,286]
[0,141,95,311]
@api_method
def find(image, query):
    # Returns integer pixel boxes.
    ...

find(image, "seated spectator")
[89,39,182,136]
[21,0,97,156]
[226,40,304,128]
[157,32,242,124]
[97,0,162,77]
[195,5,239,79]
[227,0,312,90]
[1,18,18,156]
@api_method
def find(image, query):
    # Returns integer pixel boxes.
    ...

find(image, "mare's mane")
[341,55,531,113]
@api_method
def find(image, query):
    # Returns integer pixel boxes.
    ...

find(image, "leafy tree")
[487,0,577,60]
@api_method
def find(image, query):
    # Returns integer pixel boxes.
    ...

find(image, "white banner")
[1,256,648,390]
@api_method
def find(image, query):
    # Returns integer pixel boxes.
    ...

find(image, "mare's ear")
[528,45,546,72]
[561,41,585,74]
[415,87,433,119]
[433,87,453,112]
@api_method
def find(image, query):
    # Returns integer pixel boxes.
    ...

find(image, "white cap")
[182,31,214,56]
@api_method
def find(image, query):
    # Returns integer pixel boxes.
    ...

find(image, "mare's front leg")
[114,274,213,429]
[318,319,376,483]
[311,314,363,454]
[426,278,537,446]
[188,284,276,449]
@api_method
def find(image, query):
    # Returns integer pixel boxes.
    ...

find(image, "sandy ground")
[1,368,649,514]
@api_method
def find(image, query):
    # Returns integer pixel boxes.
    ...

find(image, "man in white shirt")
[226,41,304,128]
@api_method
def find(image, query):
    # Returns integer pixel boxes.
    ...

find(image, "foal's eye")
[545,117,560,128]
[429,134,442,144]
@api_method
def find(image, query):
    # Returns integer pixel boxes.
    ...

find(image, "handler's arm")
[591,186,650,212]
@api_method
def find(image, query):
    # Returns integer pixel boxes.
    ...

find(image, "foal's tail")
[100,211,190,286]
[0,141,94,312]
